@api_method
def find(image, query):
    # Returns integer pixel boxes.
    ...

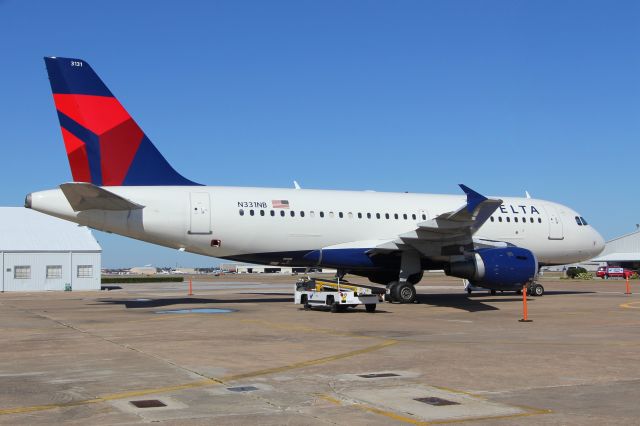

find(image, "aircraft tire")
[365,304,376,313]
[386,281,400,303]
[330,302,341,313]
[531,283,544,297]
[392,282,417,304]
[490,289,497,295]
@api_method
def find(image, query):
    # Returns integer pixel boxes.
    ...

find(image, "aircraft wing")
[60,182,144,212]
[307,185,504,265]
[371,185,503,258]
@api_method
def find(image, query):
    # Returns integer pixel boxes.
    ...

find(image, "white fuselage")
[28,186,605,267]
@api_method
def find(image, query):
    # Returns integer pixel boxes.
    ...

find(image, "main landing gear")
[386,251,421,304]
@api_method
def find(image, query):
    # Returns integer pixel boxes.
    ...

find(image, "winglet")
[459,184,488,213]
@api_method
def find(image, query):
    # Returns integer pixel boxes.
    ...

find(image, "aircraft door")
[544,204,564,240]
[189,192,212,234]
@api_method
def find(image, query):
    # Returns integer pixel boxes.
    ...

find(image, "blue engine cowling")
[448,247,538,290]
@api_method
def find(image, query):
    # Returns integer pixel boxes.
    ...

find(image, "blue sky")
[0,1,638,267]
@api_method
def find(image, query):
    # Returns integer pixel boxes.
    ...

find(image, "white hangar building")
[0,207,101,291]
[593,227,640,270]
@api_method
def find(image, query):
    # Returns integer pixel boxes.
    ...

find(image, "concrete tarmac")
[0,273,639,425]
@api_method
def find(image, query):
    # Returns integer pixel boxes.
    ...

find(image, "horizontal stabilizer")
[60,182,144,212]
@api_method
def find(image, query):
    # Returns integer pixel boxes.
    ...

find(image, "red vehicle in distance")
[596,266,634,279]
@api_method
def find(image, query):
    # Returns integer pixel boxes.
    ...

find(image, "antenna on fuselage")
[525,190,531,199]
[294,180,301,190]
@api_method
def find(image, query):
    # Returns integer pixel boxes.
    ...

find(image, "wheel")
[365,304,376,313]
[467,288,472,295]
[490,289,497,295]
[386,281,400,302]
[531,283,544,297]
[330,302,341,313]
[391,282,417,304]
[303,303,311,310]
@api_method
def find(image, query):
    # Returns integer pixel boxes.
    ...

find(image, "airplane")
[26,57,605,303]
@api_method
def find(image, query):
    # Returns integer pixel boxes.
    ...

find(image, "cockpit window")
[580,217,588,225]
[575,216,582,226]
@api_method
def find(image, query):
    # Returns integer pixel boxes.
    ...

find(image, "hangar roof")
[592,228,640,262]
[0,207,101,252]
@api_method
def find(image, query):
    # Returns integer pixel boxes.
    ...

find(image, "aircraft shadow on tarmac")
[415,289,594,312]
[94,296,293,309]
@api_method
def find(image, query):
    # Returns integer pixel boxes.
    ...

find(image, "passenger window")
[498,217,503,222]
[239,209,245,216]
[506,217,510,222]
[421,214,426,220]
[580,217,588,225]
[300,211,305,217]
[367,213,371,219]
[280,210,285,217]
[403,214,407,220]
[522,217,526,223]
[320,211,324,218]
[514,217,518,223]
[575,216,582,226]
[530,217,534,223]
[385,213,390,219]
[250,209,255,216]
[290,211,295,217]
[260,210,265,216]
[339,212,343,218]
[376,213,381,219]
[538,218,542,223]
[412,214,416,220]
[490,217,494,222]
[270,210,275,216]
[394,213,398,219]
[358,212,362,219]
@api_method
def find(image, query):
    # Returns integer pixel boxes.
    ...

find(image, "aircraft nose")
[591,228,605,256]
[24,193,32,209]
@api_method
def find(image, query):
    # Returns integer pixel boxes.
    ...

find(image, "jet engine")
[447,247,538,290]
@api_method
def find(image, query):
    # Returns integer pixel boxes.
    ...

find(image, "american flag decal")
[272,199,290,209]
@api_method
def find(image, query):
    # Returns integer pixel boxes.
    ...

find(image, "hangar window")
[580,217,588,225]
[300,211,305,217]
[249,210,255,216]
[358,212,362,219]
[260,210,265,216]
[270,210,275,217]
[575,216,582,226]
[280,210,285,217]
[412,214,417,220]
[290,211,295,217]
[46,265,62,279]
[498,217,503,222]
[77,265,93,278]
[320,211,324,218]
[14,265,31,279]
[403,214,407,220]
[376,213,381,219]
[239,209,245,216]
[538,218,542,223]
[339,212,343,218]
